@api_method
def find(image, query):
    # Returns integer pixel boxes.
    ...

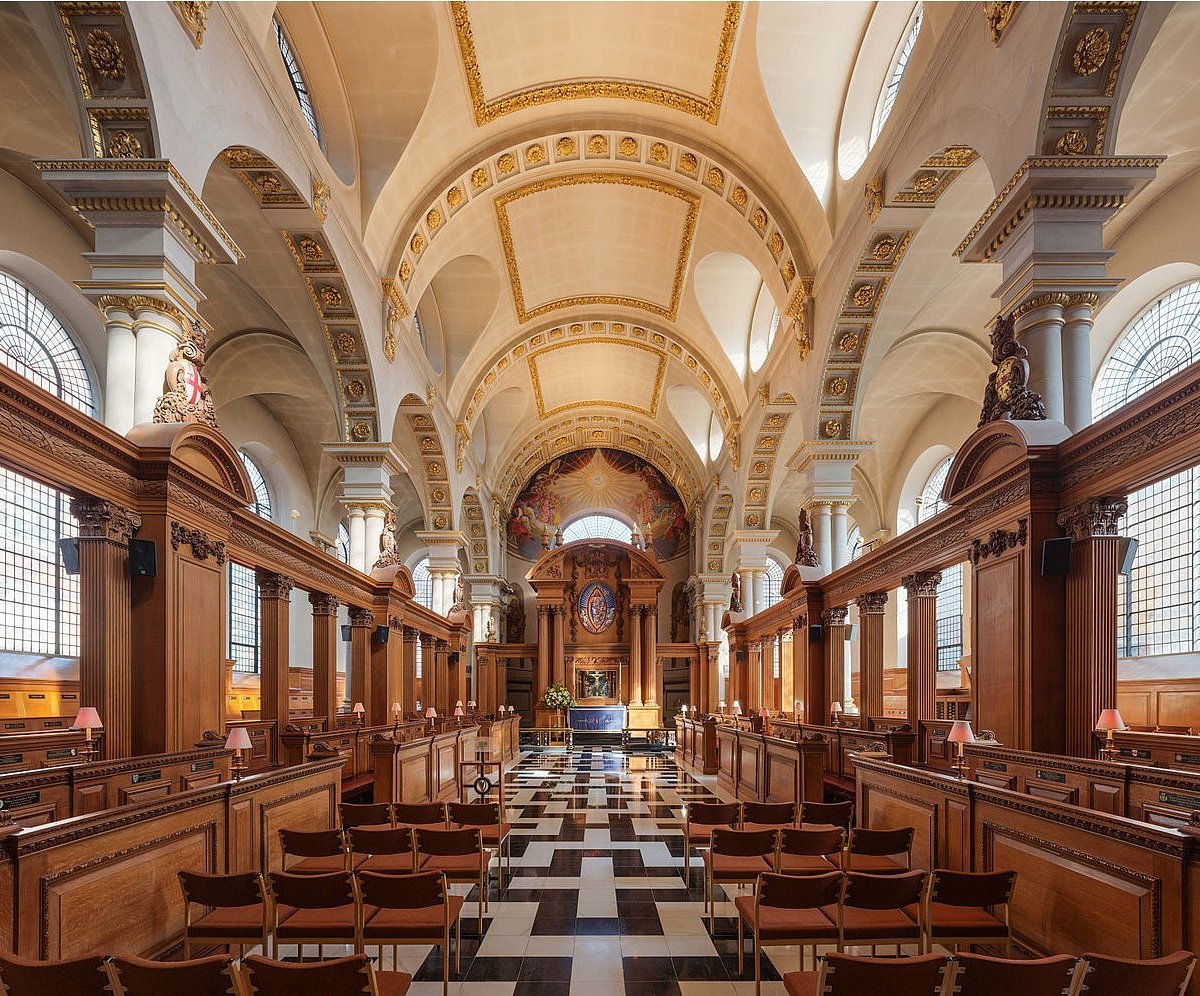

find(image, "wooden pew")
[477,715,520,762]
[370,726,481,805]
[675,716,719,774]
[278,721,425,798]
[0,756,341,960]
[710,724,826,805]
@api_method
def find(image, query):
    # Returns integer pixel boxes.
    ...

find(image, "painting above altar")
[507,448,689,560]
[577,668,615,700]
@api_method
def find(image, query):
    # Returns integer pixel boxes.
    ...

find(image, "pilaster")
[309,592,340,728]
[856,592,888,728]
[903,571,942,754]
[349,606,375,721]
[257,571,293,749]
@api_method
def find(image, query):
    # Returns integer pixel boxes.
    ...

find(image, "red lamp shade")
[1095,708,1126,732]
[352,702,365,715]
[72,707,103,730]
[425,707,438,719]
[947,720,976,744]
[225,727,253,751]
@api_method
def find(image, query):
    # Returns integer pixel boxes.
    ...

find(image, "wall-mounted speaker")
[374,625,389,644]
[809,623,823,643]
[1118,536,1139,575]
[844,623,857,642]
[129,538,157,577]
[449,651,460,664]
[57,537,80,575]
[735,649,746,662]
[1041,537,1072,576]
[341,624,352,642]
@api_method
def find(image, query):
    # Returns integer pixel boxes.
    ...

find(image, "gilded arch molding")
[458,318,742,432]
[461,489,491,575]
[397,393,454,531]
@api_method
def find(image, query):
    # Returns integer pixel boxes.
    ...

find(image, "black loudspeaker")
[57,537,80,575]
[341,624,352,642]
[844,623,857,642]
[1041,537,1072,576]
[736,649,746,662]
[1118,536,1139,575]
[374,625,389,644]
[129,538,157,577]
[809,623,824,642]
[449,651,460,664]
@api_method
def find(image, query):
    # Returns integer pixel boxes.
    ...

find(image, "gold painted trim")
[526,337,668,420]
[495,172,700,323]
[452,0,741,126]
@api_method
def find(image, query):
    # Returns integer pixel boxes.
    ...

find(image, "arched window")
[847,524,865,562]
[935,564,964,671]
[1094,282,1200,420]
[273,18,320,142]
[561,514,633,544]
[0,467,80,658]
[239,453,272,520]
[336,522,350,565]
[917,456,952,523]
[227,561,260,673]
[411,558,434,611]
[763,558,785,610]
[870,5,922,146]
[0,272,94,415]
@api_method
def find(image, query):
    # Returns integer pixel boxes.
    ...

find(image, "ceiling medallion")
[751,208,767,230]
[351,421,371,441]
[838,332,861,353]
[336,333,356,355]
[497,152,517,175]
[107,130,142,159]
[823,418,843,439]
[470,167,489,189]
[298,236,323,261]
[911,171,940,193]
[346,380,365,401]
[525,144,546,165]
[447,185,464,207]
[409,233,426,255]
[556,136,576,157]
[426,208,443,230]
[619,137,638,156]
[319,285,343,309]
[851,284,875,308]
[86,28,126,80]
[871,235,897,260]
[1072,26,1110,77]
[588,135,608,155]
[828,377,849,397]
[679,152,698,174]
[1055,129,1089,155]
[650,142,669,163]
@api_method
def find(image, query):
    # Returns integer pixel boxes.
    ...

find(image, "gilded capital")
[856,591,888,614]
[308,592,339,616]
[70,498,141,544]
[902,571,942,598]
[1056,497,1127,541]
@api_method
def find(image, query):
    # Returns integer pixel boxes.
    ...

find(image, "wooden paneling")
[974,555,1020,748]
[175,557,222,749]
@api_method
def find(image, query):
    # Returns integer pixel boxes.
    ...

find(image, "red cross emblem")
[182,364,203,405]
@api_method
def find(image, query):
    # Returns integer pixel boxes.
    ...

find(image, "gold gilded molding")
[494,172,700,323]
[171,0,211,47]
[526,338,668,419]
[451,0,742,126]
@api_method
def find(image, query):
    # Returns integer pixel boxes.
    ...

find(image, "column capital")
[822,606,848,627]
[256,570,294,599]
[902,571,943,598]
[348,606,375,627]
[856,592,888,614]
[308,592,339,615]
[1057,497,1128,541]
[70,498,141,543]
[403,626,420,643]
[792,614,807,630]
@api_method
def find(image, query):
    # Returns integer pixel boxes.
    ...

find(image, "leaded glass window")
[871,5,923,145]
[273,18,320,142]
[239,452,272,520]
[412,558,434,611]
[764,558,785,609]
[562,514,632,544]
[336,522,350,564]
[227,561,260,673]
[935,563,964,671]
[918,456,952,522]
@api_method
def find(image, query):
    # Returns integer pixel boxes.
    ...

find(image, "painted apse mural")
[507,448,689,560]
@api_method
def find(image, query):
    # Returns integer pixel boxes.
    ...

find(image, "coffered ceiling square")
[495,173,700,323]
[528,340,667,419]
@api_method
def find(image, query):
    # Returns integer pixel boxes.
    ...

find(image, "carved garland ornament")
[170,521,227,565]
[970,518,1028,564]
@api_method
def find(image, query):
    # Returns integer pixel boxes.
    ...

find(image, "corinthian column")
[856,592,888,728]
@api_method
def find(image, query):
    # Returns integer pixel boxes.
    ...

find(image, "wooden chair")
[837,870,925,953]
[267,870,361,959]
[952,952,1081,995]
[394,802,447,831]
[240,953,410,995]
[1078,950,1197,996]
[844,826,914,874]
[448,800,512,889]
[415,827,491,933]
[178,870,270,960]
[340,802,393,829]
[800,800,853,830]
[736,871,840,993]
[921,869,1016,955]
[703,827,778,930]
[683,800,740,889]
[0,953,111,996]
[742,802,797,832]
[778,827,845,876]
[278,828,355,875]
[359,870,462,995]
[348,826,417,874]
[783,952,951,996]
[107,954,239,995]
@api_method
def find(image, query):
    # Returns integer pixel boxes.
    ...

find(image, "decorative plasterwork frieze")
[170,1,212,48]
[391,129,807,304]
[219,147,307,208]
[398,395,454,531]
[704,492,734,573]
[741,409,793,529]
[462,490,490,575]
[451,0,741,126]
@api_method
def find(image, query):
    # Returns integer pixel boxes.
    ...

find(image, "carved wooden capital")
[308,592,339,615]
[170,521,227,565]
[902,570,942,598]
[856,591,888,614]
[348,606,375,627]
[1057,497,1127,541]
[792,614,807,630]
[256,570,293,599]
[403,626,420,643]
[822,606,848,627]
[70,498,141,543]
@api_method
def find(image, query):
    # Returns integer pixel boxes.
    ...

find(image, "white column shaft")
[1017,304,1066,424]
[347,509,366,573]
[132,320,179,427]
[363,507,386,570]
[103,311,136,435]
[812,504,833,576]
[1061,302,1094,432]
[831,504,850,571]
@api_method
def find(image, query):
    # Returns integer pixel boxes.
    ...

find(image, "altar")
[568,704,626,734]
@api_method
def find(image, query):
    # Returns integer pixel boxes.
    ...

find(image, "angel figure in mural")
[795,508,818,567]
[513,504,558,551]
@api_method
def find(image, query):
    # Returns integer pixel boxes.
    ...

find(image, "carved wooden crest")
[978,313,1047,426]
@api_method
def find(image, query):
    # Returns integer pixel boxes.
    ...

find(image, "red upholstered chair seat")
[844,852,908,874]
[362,898,465,939]
[703,851,774,877]
[188,903,269,939]
[918,902,1009,938]
[743,821,796,834]
[419,852,487,875]
[840,906,921,941]
[450,821,511,846]
[734,895,836,940]
[274,903,359,939]
[286,853,359,875]
[783,972,819,996]
[374,970,414,996]
[359,852,417,874]
[108,954,239,996]
[778,853,839,875]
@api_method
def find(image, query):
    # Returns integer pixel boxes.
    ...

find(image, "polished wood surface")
[370,726,480,805]
[707,724,825,805]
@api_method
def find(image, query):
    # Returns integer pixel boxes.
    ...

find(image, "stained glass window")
[227,561,260,673]
[273,18,320,142]
[562,514,632,544]
[239,452,272,520]
[871,5,923,145]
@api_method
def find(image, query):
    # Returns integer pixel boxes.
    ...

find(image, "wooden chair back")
[952,952,1080,995]
[107,954,239,996]
[1078,951,1196,996]
[814,953,951,994]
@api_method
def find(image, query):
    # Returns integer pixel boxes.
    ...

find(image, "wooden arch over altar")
[525,539,667,731]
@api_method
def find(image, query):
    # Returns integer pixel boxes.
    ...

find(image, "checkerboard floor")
[273,746,920,994]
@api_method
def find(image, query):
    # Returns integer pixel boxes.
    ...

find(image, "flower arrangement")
[542,682,574,710]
